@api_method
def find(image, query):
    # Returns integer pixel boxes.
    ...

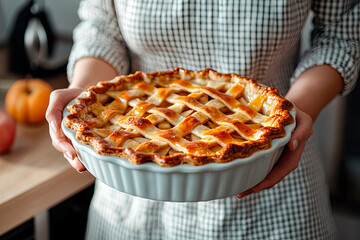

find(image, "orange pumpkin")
[5,79,53,124]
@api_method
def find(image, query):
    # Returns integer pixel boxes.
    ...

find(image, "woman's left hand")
[236,106,313,198]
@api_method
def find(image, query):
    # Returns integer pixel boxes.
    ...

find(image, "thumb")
[288,108,313,151]
[46,88,83,130]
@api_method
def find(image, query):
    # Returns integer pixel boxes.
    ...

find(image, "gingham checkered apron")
[68,0,360,239]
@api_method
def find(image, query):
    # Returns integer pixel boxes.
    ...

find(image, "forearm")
[286,65,344,121]
[69,57,118,89]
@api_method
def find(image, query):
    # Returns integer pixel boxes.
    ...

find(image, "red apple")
[0,109,16,153]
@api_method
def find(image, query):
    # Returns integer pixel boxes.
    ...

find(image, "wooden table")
[0,117,95,237]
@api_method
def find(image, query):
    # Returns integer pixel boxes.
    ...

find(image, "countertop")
[0,73,95,236]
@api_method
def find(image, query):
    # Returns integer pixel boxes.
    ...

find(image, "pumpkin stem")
[25,79,31,94]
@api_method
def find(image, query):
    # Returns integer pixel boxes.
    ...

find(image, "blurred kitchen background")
[0,1,359,239]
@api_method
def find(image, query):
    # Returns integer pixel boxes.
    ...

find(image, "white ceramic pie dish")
[62,97,296,202]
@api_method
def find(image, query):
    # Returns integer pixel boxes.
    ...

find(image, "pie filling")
[64,68,294,167]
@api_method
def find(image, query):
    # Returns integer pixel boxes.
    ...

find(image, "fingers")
[236,143,306,199]
[48,123,86,172]
[288,109,313,151]
[46,88,86,172]
[63,154,87,173]
[236,107,313,199]
[46,88,82,127]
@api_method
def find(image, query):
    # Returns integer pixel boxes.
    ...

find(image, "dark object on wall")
[8,0,66,77]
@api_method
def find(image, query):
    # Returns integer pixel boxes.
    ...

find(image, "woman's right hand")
[46,88,86,172]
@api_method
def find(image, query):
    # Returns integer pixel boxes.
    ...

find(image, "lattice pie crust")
[64,68,294,167]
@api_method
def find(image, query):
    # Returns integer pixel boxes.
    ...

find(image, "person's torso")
[115,0,311,95]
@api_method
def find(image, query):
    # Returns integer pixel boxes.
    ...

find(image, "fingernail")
[236,189,253,199]
[236,193,248,199]
[64,152,74,161]
[50,121,58,133]
[236,194,244,199]
[292,139,298,151]
[78,167,87,173]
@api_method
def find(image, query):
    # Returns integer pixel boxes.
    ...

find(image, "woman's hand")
[46,88,87,172]
[236,106,313,198]
[236,65,343,198]
[45,57,118,173]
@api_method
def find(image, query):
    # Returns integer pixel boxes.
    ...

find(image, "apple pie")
[64,68,294,167]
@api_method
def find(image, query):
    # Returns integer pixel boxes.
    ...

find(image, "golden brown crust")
[64,68,294,167]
